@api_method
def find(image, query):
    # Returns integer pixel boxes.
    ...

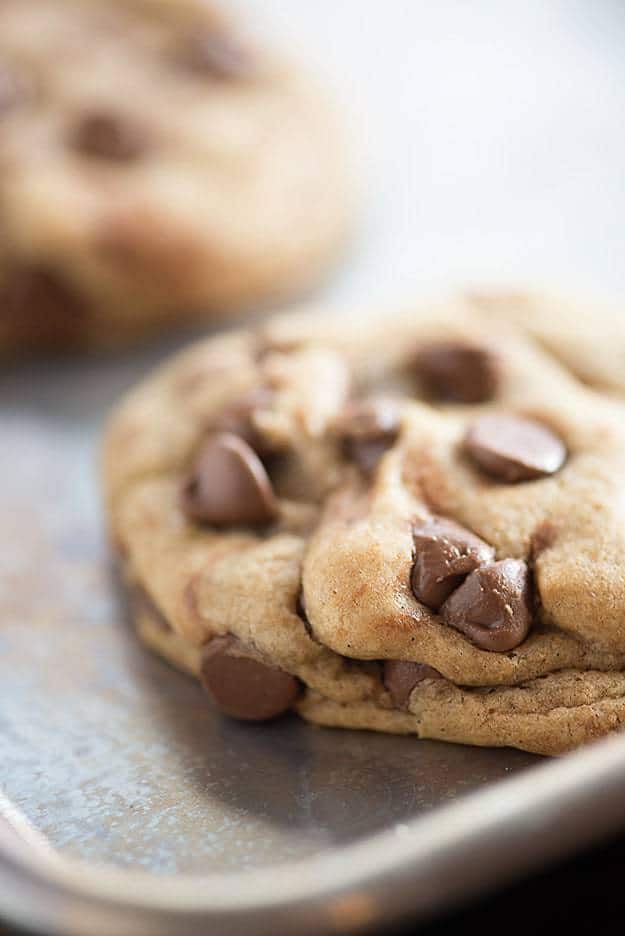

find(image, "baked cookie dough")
[0,0,352,351]
[467,291,625,398]
[104,296,625,755]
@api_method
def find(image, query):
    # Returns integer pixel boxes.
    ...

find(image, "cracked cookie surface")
[0,0,351,351]
[104,296,625,755]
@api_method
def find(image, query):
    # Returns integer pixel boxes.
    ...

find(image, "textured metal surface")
[4,728,625,936]
[0,346,538,878]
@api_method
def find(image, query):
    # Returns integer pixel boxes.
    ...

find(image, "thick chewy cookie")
[0,0,351,351]
[104,296,625,755]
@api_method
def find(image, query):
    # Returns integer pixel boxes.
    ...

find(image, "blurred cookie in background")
[0,0,354,352]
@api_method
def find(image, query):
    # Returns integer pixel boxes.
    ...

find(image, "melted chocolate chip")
[334,398,400,475]
[2,267,87,345]
[181,432,278,527]
[383,660,443,709]
[465,415,567,482]
[440,558,533,652]
[411,517,495,609]
[349,437,393,475]
[335,398,400,439]
[415,341,499,403]
[176,31,254,80]
[70,111,148,161]
[200,635,300,720]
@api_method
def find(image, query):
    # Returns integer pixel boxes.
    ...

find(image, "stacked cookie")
[105,296,625,755]
[0,0,351,350]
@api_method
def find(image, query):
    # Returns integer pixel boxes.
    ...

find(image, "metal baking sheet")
[4,344,625,936]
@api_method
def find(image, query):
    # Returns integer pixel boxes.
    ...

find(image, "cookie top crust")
[0,0,352,349]
[468,290,625,397]
[105,295,625,693]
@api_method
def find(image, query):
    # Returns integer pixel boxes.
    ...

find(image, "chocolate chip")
[0,60,34,114]
[176,31,254,80]
[70,111,148,161]
[2,267,87,345]
[465,415,567,482]
[200,636,300,720]
[440,558,533,652]
[411,517,495,610]
[352,437,395,474]
[334,398,400,474]
[210,387,273,455]
[383,660,443,709]
[181,432,278,527]
[335,398,400,439]
[415,341,499,403]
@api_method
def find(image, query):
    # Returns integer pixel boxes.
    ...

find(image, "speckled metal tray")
[3,347,625,935]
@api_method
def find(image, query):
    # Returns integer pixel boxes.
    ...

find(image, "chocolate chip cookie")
[0,0,352,351]
[104,297,625,755]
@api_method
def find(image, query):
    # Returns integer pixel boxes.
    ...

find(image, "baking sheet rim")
[3,730,625,934]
